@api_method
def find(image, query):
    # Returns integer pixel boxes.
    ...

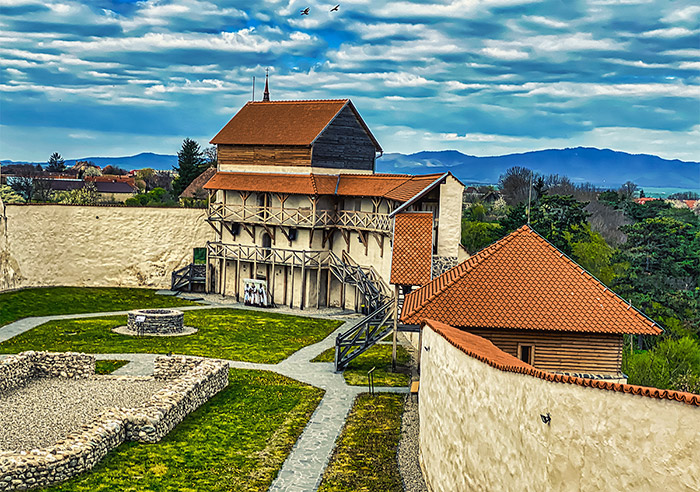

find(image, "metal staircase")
[328,251,399,371]
[334,300,395,371]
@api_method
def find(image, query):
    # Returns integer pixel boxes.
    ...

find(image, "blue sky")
[1,0,699,162]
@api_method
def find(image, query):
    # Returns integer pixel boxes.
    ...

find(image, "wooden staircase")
[171,264,206,292]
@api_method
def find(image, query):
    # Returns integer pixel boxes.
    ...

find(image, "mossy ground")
[318,393,404,492]
[0,308,343,363]
[312,344,411,387]
[46,369,324,492]
[0,287,200,328]
[94,359,129,374]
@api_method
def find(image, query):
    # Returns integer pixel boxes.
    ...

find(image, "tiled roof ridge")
[423,319,700,407]
[524,226,661,333]
[247,99,349,104]
[309,174,319,195]
[402,225,529,320]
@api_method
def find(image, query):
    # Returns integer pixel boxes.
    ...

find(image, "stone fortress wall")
[0,203,214,291]
[418,325,700,492]
[0,352,229,491]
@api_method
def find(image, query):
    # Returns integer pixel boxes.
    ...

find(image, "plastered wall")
[419,325,700,492]
[0,204,214,291]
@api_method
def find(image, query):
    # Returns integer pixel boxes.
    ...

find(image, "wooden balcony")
[207,203,393,232]
[207,242,329,268]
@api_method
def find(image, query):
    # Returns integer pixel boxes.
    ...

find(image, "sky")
[1,0,699,162]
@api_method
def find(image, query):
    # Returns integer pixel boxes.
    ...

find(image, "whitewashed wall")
[0,204,214,291]
[419,325,700,492]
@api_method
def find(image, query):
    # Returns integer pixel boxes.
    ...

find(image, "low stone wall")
[0,352,94,393]
[418,324,700,492]
[125,356,229,443]
[127,309,185,335]
[0,353,229,491]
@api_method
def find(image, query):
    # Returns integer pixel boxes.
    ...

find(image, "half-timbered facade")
[202,97,466,312]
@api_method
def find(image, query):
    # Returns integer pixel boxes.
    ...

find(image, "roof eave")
[389,172,450,216]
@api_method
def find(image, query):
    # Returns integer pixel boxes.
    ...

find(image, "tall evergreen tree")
[46,152,65,173]
[172,138,206,197]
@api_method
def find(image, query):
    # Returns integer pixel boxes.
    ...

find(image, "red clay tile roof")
[202,171,446,202]
[634,197,660,204]
[210,99,382,151]
[402,225,662,335]
[423,319,699,406]
[180,167,216,199]
[391,212,433,286]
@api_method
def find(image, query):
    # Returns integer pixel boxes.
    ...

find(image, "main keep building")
[199,92,466,313]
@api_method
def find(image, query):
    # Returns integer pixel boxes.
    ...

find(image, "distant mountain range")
[376,147,700,190]
[1,152,177,172]
[2,147,698,191]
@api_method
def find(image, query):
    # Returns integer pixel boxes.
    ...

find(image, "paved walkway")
[0,302,408,492]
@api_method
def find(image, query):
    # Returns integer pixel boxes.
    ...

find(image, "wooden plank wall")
[467,328,624,375]
[218,144,312,168]
[312,106,376,171]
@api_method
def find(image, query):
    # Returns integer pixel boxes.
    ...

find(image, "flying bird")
[330,4,340,11]
[300,7,310,15]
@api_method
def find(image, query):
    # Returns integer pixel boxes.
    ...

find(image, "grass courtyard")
[312,344,412,387]
[318,393,405,492]
[0,287,201,328]
[46,369,324,492]
[0,308,343,363]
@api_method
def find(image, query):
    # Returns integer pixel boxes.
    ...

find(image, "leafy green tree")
[461,220,503,254]
[56,183,100,205]
[500,195,590,255]
[125,187,177,207]
[465,203,487,222]
[46,152,65,173]
[613,215,700,338]
[570,227,624,285]
[0,184,25,203]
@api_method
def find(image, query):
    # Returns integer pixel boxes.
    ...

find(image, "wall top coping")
[422,319,700,407]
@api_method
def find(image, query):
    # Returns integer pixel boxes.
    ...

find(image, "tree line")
[0,139,214,207]
[462,167,700,393]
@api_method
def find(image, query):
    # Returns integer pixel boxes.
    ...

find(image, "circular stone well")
[127,309,185,335]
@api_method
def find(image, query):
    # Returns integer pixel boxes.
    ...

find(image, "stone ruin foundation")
[0,351,228,490]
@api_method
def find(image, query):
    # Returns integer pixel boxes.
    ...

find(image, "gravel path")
[0,377,166,451]
[398,335,429,492]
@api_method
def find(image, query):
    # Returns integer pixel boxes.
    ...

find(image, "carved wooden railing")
[334,210,393,232]
[207,203,392,232]
[207,242,329,268]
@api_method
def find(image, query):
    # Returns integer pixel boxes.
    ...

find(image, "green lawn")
[318,393,405,492]
[95,359,129,375]
[0,287,200,328]
[47,369,324,492]
[312,344,411,387]
[0,309,343,363]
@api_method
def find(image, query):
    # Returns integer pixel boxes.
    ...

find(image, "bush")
[624,336,700,392]
[461,220,503,254]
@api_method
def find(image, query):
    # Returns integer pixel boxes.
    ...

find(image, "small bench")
[410,380,420,400]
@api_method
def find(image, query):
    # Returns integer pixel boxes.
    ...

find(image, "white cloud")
[641,27,696,38]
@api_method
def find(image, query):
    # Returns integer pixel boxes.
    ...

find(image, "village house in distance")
[198,83,466,317]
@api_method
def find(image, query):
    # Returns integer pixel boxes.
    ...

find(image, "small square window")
[518,344,534,365]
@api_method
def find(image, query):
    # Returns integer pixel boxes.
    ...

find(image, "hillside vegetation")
[462,169,700,393]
